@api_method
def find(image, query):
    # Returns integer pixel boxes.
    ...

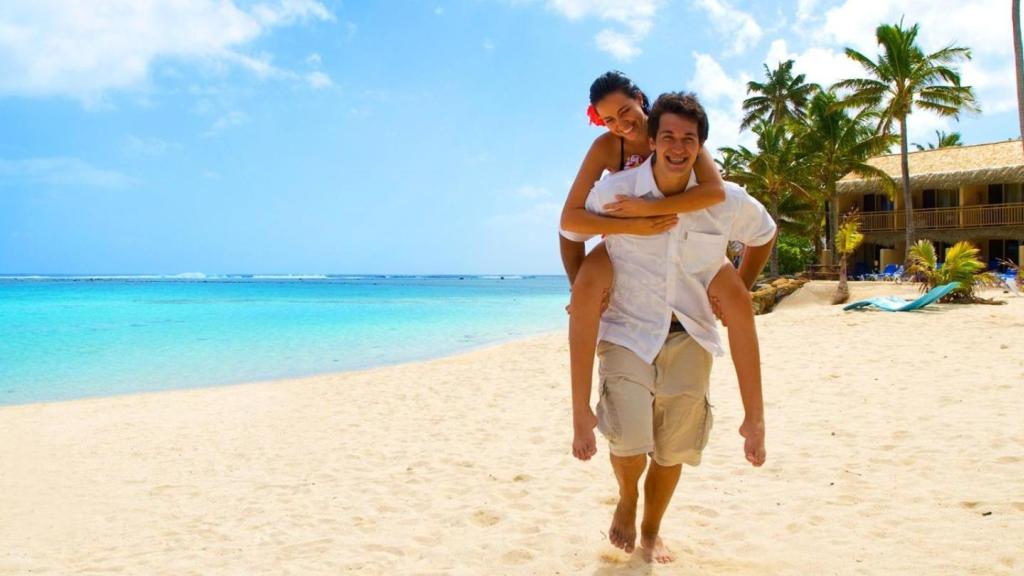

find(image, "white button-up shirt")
[561,156,776,363]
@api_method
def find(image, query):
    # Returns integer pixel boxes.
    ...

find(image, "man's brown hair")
[647,92,709,144]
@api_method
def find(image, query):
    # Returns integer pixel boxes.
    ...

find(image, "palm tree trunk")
[899,118,914,261]
[833,254,849,304]
[827,181,839,263]
[1014,0,1024,155]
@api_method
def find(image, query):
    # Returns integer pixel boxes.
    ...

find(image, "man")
[560,92,776,563]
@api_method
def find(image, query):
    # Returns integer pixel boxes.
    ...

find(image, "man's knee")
[611,453,648,472]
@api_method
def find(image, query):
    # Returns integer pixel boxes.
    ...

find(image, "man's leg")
[640,461,682,563]
[640,332,715,564]
[609,454,646,553]
[595,341,657,555]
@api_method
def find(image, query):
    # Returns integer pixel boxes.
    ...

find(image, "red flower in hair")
[587,104,605,126]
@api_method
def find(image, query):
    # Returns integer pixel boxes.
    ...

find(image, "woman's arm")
[559,137,674,236]
[602,148,726,217]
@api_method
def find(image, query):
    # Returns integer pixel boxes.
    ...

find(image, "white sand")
[1,282,1022,575]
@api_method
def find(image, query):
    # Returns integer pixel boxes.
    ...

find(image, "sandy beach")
[1,281,1022,575]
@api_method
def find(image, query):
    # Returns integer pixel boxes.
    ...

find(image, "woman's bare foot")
[609,497,638,553]
[640,534,675,564]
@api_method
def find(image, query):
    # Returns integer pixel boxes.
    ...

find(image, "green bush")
[777,234,815,275]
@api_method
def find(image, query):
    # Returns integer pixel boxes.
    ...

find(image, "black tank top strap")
[619,137,625,171]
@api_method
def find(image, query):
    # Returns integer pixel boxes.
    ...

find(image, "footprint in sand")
[471,509,503,527]
[502,549,534,564]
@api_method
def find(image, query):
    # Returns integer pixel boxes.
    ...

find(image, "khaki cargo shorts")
[595,332,713,467]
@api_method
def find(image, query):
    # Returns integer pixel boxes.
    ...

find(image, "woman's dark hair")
[589,71,650,114]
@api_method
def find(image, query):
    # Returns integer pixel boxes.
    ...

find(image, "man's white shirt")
[561,156,776,363]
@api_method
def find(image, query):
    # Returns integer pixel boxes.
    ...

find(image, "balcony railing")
[860,202,1024,232]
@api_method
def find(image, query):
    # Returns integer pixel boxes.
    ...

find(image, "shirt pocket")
[681,231,728,276]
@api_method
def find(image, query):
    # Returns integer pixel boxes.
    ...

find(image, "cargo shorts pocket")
[696,396,714,451]
[595,378,620,443]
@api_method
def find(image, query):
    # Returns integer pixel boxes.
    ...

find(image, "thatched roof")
[837,140,1024,195]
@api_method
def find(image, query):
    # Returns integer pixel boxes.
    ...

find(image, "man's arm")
[736,232,776,289]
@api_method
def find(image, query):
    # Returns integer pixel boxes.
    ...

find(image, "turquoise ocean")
[0,275,568,406]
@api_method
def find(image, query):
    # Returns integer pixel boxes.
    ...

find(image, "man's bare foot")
[609,497,638,553]
[640,534,674,564]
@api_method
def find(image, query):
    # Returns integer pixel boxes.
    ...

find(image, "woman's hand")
[604,194,653,217]
[623,215,678,235]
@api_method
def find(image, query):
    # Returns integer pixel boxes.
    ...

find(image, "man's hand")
[604,195,653,217]
[739,417,766,467]
[572,409,599,461]
[624,215,678,236]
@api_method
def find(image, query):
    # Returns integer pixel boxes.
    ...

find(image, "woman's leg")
[569,242,613,424]
[707,263,762,416]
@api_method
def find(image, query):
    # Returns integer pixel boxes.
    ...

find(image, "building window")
[923,189,958,209]
[1006,183,1022,204]
[863,193,893,212]
[988,183,1004,204]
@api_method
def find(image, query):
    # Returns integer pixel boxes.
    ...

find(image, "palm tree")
[741,59,819,129]
[1014,0,1024,155]
[722,120,814,276]
[833,20,979,258]
[798,91,894,259]
[714,148,745,179]
[912,130,963,150]
[833,209,864,305]
[907,240,998,303]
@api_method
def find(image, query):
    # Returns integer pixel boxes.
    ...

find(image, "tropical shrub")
[777,234,815,275]
[907,240,999,303]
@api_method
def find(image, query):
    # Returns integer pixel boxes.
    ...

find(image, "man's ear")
[648,137,656,152]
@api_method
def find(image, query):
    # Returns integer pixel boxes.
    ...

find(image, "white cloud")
[689,53,755,151]
[483,38,496,52]
[691,0,764,56]
[796,0,819,22]
[0,0,334,101]
[203,110,248,138]
[0,157,137,189]
[306,71,332,89]
[595,30,640,61]
[545,0,661,61]
[306,52,322,66]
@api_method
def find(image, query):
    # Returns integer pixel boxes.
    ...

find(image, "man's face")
[649,113,702,175]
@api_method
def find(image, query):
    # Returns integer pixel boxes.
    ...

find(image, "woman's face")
[594,91,647,143]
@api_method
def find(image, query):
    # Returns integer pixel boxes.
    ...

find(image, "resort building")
[836,139,1024,276]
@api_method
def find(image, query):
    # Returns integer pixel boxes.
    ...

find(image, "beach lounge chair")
[1004,276,1022,297]
[867,263,898,281]
[843,282,960,312]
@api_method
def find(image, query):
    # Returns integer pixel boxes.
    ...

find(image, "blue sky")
[0,0,1017,275]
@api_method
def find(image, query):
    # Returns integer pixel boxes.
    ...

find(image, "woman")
[560,71,765,463]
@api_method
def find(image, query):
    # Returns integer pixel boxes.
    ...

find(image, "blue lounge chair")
[867,263,898,281]
[843,282,960,312]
